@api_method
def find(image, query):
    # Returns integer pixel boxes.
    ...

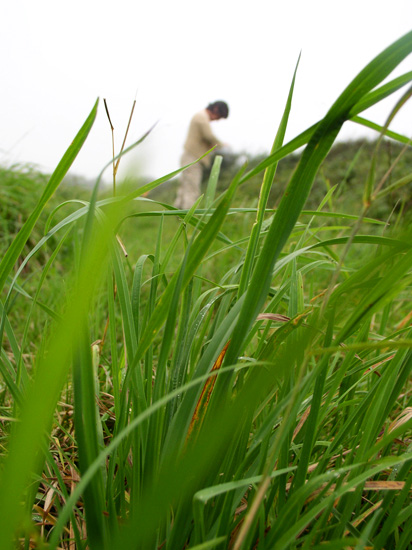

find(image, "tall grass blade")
[0,99,98,294]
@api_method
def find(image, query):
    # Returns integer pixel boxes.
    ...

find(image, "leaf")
[186,340,230,442]
[0,99,99,294]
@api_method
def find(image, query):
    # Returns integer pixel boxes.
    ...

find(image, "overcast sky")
[1,1,412,184]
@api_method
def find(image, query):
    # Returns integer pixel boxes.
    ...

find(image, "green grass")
[1,31,412,550]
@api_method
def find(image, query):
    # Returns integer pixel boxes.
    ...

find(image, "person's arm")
[198,115,222,147]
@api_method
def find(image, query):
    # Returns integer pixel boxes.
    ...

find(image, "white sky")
[1,1,412,184]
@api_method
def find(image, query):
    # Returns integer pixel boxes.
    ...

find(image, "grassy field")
[1,32,412,550]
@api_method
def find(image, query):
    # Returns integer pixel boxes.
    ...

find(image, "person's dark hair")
[207,100,229,118]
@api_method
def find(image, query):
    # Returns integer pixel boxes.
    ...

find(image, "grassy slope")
[1,145,412,549]
[1,33,412,550]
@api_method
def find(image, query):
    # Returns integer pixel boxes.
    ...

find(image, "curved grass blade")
[238,55,300,297]
[352,115,412,145]
[186,340,230,442]
[240,65,412,185]
[130,166,245,368]
[230,30,412,550]
[205,155,223,208]
[0,99,99,294]
[47,363,251,548]
[0,204,122,549]
[225,29,412,377]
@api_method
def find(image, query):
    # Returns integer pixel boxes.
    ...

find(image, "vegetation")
[1,32,412,550]
[217,138,412,217]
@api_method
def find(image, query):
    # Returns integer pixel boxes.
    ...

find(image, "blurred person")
[174,100,229,209]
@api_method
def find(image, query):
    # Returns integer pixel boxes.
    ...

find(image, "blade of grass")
[230,30,412,550]
[225,29,412,381]
[0,203,122,549]
[238,55,300,297]
[0,99,98,294]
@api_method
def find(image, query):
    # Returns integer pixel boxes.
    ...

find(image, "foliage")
[1,33,412,550]
[217,138,412,219]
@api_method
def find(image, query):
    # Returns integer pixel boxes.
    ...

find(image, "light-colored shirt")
[183,109,223,167]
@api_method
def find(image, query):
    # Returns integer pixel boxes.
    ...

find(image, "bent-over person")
[174,100,229,209]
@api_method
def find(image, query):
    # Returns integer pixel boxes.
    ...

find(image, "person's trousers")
[174,151,203,209]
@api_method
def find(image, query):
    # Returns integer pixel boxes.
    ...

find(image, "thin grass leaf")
[205,155,223,208]
[353,115,412,145]
[0,204,121,549]
[130,166,245,368]
[48,363,250,548]
[0,99,98,294]
[230,31,412,550]
[238,55,300,297]
[226,31,412,377]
